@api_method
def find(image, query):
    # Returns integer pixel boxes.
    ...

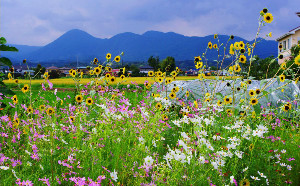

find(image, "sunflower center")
[266,16,270,20]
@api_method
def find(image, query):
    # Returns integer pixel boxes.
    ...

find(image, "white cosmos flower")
[110,169,118,182]
[250,176,260,180]
[0,166,9,170]
[144,156,154,166]
[258,171,266,178]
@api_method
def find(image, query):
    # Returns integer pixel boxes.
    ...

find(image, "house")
[46,66,59,72]
[139,65,154,74]
[276,13,300,64]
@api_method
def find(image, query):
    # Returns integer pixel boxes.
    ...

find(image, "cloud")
[1,0,299,45]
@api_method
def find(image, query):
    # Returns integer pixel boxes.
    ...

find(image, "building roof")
[139,65,154,69]
[46,66,59,69]
[276,26,300,41]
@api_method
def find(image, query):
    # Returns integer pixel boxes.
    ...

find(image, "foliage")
[148,56,160,71]
[34,64,46,78]
[160,56,176,72]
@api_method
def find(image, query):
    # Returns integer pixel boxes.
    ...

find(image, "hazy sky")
[1,0,299,46]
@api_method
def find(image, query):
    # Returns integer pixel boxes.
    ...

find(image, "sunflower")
[262,8,268,14]
[46,107,54,115]
[279,74,285,82]
[114,56,121,62]
[157,77,163,83]
[294,54,300,66]
[236,87,241,91]
[226,109,233,115]
[165,77,172,85]
[93,58,98,64]
[110,76,116,83]
[224,96,232,104]
[255,89,261,95]
[204,98,211,102]
[69,116,75,122]
[264,13,273,23]
[105,73,111,79]
[249,98,258,106]
[170,71,177,77]
[217,100,223,106]
[176,67,180,73]
[282,104,291,112]
[120,75,125,80]
[247,80,252,85]
[12,95,18,104]
[148,71,154,77]
[157,71,163,77]
[106,53,111,60]
[13,118,19,126]
[208,42,212,49]
[238,49,245,55]
[249,144,254,151]
[239,55,246,63]
[107,67,112,72]
[234,42,240,50]
[213,44,217,49]
[39,105,45,111]
[214,34,218,39]
[249,90,255,97]
[89,70,94,75]
[194,56,201,63]
[71,70,76,77]
[239,110,246,117]
[22,84,29,93]
[198,73,205,80]
[155,102,162,110]
[27,106,33,113]
[186,91,189,97]
[234,64,241,72]
[162,114,168,121]
[75,95,83,103]
[230,35,234,40]
[86,97,93,105]
[239,41,245,49]
[169,92,176,99]
[239,179,250,186]
[229,44,235,55]
[94,67,101,75]
[278,44,283,50]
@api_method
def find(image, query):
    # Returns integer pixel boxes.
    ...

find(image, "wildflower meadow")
[0,9,300,186]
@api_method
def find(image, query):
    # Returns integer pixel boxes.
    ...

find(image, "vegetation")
[0,9,299,186]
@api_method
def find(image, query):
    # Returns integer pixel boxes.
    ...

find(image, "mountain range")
[2,29,278,66]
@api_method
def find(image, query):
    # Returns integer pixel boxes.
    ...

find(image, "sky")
[1,0,299,46]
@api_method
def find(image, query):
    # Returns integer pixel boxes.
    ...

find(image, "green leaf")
[0,45,18,52]
[262,90,269,100]
[0,37,7,45]
[253,103,261,115]
[0,57,12,67]
[277,76,280,85]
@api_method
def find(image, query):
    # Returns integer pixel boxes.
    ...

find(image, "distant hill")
[1,29,278,67]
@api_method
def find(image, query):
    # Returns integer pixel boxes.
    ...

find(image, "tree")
[34,64,46,78]
[0,37,18,101]
[240,55,279,80]
[148,56,160,71]
[130,64,140,77]
[160,56,176,72]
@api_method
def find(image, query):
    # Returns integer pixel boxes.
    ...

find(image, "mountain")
[1,29,278,66]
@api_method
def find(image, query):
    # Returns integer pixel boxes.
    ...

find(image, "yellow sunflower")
[255,89,261,95]
[239,55,246,63]
[110,76,116,83]
[148,71,154,77]
[93,58,98,64]
[249,98,258,106]
[282,103,291,112]
[69,116,75,122]
[233,64,241,72]
[22,84,29,93]
[239,41,245,49]
[217,100,223,106]
[86,97,94,105]
[186,91,189,97]
[208,42,212,49]
[157,77,163,83]
[39,105,45,111]
[12,95,18,104]
[114,56,121,62]
[294,54,300,66]
[279,74,285,82]
[120,75,125,80]
[27,105,33,113]
[239,179,250,186]
[249,90,255,97]
[105,73,111,79]
[106,53,111,60]
[194,56,201,63]
[89,70,94,75]
[75,95,83,103]
[169,92,176,99]
[229,44,235,55]
[46,107,55,115]
[264,13,273,23]
[213,44,217,49]
[94,67,101,75]
[71,70,76,77]
[224,96,232,104]
[155,102,162,110]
